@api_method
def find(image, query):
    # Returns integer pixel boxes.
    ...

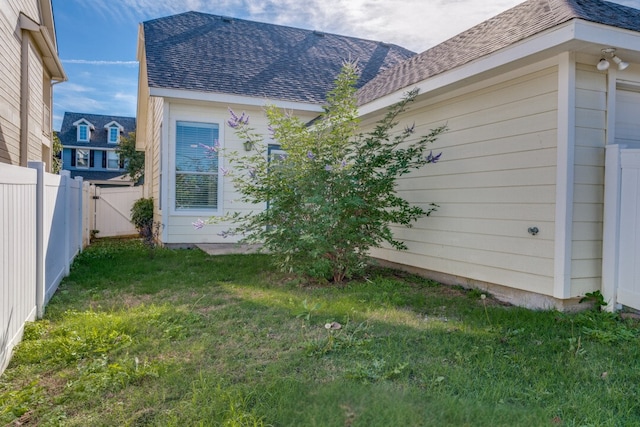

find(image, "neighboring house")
[59,112,136,186]
[137,0,640,312]
[136,12,416,244]
[355,0,640,310]
[0,0,66,170]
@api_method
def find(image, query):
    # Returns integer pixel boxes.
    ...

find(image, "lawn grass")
[1,239,640,426]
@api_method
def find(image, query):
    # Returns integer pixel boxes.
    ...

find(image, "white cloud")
[62,59,138,66]
[54,0,640,129]
[66,0,640,52]
[55,82,92,94]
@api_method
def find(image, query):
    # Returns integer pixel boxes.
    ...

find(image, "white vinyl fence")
[1,162,86,374]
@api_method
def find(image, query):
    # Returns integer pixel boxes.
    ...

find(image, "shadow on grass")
[3,239,639,426]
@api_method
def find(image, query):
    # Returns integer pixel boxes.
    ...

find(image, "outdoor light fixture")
[597,48,629,71]
[612,54,629,71]
[597,57,610,71]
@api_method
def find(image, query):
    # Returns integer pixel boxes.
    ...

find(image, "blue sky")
[51,0,640,131]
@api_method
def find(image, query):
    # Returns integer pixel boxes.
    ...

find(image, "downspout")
[20,29,30,167]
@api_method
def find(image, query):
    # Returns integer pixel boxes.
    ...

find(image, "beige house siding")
[161,100,318,244]
[570,63,607,296]
[149,96,163,227]
[0,0,64,169]
[26,41,44,162]
[368,65,559,297]
[0,1,29,164]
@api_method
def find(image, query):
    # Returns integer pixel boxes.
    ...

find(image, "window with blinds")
[107,151,120,169]
[175,121,220,210]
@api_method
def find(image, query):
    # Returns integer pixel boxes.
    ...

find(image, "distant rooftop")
[142,11,416,105]
[59,112,136,148]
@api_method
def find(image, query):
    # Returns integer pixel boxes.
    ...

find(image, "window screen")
[175,121,219,210]
[107,151,120,169]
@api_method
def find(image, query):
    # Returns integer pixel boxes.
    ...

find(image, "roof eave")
[358,19,640,117]
[19,13,67,81]
[148,86,325,113]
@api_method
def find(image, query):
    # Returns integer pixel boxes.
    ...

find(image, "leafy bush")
[116,132,145,184]
[130,198,153,233]
[217,63,445,282]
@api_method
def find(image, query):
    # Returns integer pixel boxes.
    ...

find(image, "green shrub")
[216,63,445,283]
[130,198,153,234]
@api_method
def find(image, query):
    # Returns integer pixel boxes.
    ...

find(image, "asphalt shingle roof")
[59,112,136,148]
[357,0,640,105]
[142,12,416,104]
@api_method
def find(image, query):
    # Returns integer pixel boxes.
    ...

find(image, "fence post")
[27,161,45,319]
[60,171,71,276]
[602,144,624,312]
[75,177,84,253]
[83,182,91,247]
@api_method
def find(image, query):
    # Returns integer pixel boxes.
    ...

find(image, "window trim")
[75,149,90,169]
[108,126,120,144]
[104,121,124,144]
[73,118,94,142]
[77,124,89,142]
[106,150,120,170]
[170,117,224,216]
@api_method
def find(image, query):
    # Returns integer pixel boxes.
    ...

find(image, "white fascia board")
[573,20,640,53]
[149,87,324,113]
[63,145,110,150]
[359,22,578,116]
[104,121,125,131]
[19,13,67,81]
[72,118,95,129]
[358,19,640,117]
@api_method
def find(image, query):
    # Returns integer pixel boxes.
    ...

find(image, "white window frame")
[170,116,224,216]
[76,149,89,169]
[108,126,120,144]
[73,118,94,142]
[106,150,120,170]
[77,124,89,142]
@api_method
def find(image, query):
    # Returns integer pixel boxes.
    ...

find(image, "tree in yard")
[116,132,145,184]
[51,132,63,174]
[214,62,446,283]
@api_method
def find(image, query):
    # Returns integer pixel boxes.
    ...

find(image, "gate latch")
[92,195,100,200]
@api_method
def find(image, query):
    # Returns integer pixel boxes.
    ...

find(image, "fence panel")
[0,164,38,374]
[44,172,66,304]
[1,162,88,375]
[43,172,84,304]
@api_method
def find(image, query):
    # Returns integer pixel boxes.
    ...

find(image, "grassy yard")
[1,239,640,426]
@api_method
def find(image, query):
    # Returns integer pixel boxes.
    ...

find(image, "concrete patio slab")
[196,243,263,255]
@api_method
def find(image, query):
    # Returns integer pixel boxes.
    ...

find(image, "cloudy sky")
[51,0,640,131]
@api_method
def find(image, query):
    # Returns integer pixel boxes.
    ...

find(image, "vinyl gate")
[616,149,640,309]
[90,185,143,238]
[603,146,640,311]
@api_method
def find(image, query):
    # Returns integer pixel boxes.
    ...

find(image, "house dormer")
[73,118,94,142]
[104,121,125,144]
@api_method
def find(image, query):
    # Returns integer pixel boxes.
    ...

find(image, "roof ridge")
[143,10,411,51]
